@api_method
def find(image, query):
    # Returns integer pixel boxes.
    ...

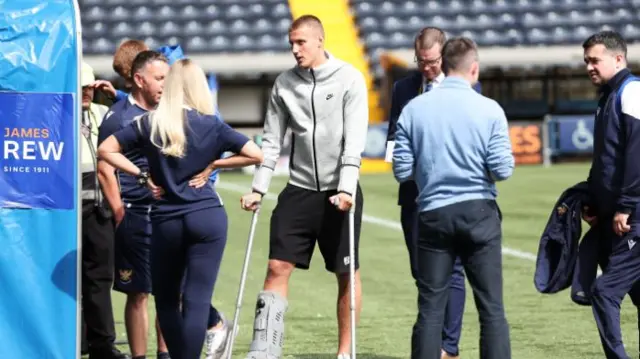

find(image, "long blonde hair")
[148,59,215,158]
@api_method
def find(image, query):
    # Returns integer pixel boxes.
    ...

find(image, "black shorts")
[113,206,152,294]
[269,183,363,273]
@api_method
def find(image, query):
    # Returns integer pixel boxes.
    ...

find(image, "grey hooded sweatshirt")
[251,52,369,197]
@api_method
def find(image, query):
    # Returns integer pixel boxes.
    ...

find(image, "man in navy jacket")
[385,27,481,359]
[581,30,640,359]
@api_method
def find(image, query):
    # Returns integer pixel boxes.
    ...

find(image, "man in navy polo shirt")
[98,50,170,359]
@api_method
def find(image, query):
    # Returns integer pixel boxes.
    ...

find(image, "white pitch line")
[216,181,537,262]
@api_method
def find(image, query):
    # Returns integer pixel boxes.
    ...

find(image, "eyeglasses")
[414,56,441,67]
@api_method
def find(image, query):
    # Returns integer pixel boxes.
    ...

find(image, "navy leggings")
[151,207,228,359]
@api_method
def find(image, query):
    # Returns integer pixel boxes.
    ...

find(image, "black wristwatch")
[136,171,150,186]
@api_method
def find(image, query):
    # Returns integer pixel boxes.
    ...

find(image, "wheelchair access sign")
[551,115,595,154]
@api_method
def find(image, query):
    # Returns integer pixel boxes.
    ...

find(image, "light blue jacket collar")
[440,76,473,88]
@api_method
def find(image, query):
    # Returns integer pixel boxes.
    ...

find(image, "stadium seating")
[79,0,640,84]
[351,0,640,77]
[79,0,293,55]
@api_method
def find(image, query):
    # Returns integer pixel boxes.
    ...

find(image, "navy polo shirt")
[98,96,152,204]
[112,108,250,219]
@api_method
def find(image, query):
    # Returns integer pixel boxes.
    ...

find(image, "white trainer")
[204,313,235,359]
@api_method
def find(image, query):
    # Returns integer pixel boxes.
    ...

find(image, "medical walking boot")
[245,291,289,359]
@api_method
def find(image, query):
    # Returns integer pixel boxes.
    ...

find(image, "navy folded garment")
[534,181,589,294]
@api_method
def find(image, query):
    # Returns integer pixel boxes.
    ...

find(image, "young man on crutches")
[239,14,369,359]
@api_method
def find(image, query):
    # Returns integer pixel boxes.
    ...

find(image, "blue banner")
[0,93,75,209]
[0,1,80,358]
[550,114,595,154]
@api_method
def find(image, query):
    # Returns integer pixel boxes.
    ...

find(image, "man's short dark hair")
[441,37,478,74]
[582,31,627,58]
[414,27,446,51]
[130,50,168,78]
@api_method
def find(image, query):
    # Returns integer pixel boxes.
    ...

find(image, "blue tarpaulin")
[0,0,80,358]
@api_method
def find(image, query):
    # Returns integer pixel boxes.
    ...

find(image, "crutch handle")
[332,195,356,214]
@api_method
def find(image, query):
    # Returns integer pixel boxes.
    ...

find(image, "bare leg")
[336,270,362,356]
[156,316,169,353]
[124,293,149,357]
[263,259,295,297]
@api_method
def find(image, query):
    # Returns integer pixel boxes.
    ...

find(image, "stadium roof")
[84,43,640,77]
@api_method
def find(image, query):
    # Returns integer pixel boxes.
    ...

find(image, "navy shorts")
[113,206,152,294]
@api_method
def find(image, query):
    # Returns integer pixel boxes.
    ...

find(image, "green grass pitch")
[107,163,639,358]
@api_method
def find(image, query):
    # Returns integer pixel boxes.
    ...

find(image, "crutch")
[226,205,261,359]
[333,196,357,359]
[347,199,357,359]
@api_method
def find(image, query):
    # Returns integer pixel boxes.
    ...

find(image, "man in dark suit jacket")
[385,27,481,359]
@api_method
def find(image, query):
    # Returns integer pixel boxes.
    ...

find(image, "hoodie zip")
[310,69,321,191]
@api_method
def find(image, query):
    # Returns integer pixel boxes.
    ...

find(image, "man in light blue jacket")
[392,37,514,359]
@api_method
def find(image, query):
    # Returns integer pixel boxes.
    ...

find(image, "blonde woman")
[98,59,263,359]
